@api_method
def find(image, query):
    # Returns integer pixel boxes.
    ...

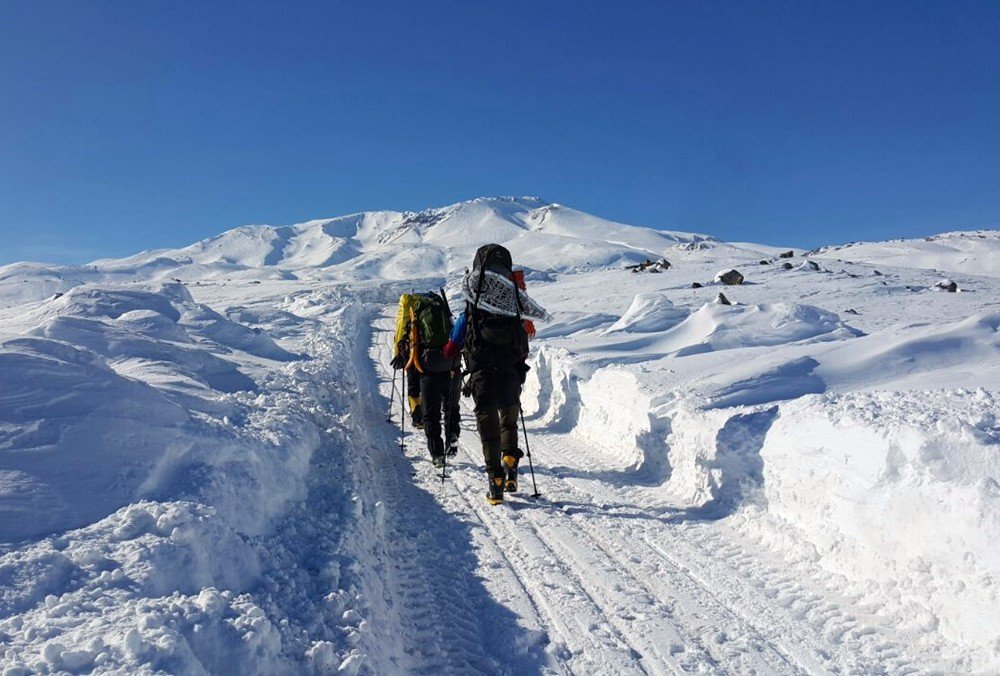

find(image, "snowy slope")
[811,229,1000,278]
[1,198,999,674]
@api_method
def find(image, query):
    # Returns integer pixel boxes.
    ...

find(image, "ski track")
[360,310,935,675]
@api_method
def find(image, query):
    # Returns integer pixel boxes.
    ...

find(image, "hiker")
[442,244,550,504]
[390,295,424,429]
[391,291,461,467]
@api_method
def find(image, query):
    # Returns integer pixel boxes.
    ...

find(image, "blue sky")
[2,1,999,264]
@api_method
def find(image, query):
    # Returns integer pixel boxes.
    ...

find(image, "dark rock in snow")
[691,282,703,288]
[626,258,671,273]
[759,260,771,265]
[716,269,744,285]
[802,260,820,271]
[782,262,794,270]
[779,250,794,258]
[716,292,732,305]
[934,279,958,293]
[844,308,860,315]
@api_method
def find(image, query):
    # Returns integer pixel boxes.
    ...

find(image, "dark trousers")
[470,369,521,471]
[420,370,461,458]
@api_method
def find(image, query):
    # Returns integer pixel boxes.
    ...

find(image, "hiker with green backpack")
[391,291,461,467]
[442,244,550,504]
[390,295,425,430]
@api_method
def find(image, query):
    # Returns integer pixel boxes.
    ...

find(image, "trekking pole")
[441,370,454,484]
[387,366,397,423]
[519,407,541,499]
[399,368,406,453]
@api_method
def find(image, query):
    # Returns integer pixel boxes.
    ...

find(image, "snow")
[1,196,999,673]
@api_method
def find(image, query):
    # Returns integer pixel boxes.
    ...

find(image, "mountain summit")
[90,197,714,281]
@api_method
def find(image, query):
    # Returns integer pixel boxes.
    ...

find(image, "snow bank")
[0,284,374,673]
[0,501,282,674]
[1,283,317,542]
[746,389,1000,667]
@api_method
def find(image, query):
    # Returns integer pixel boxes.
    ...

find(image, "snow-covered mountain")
[95,196,714,277]
[1,198,998,674]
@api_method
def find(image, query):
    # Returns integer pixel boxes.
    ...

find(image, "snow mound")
[661,302,861,356]
[0,338,189,541]
[0,284,315,542]
[606,293,689,333]
[821,312,1000,391]
[0,501,280,674]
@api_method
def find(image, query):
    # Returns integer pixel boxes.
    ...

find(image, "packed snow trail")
[367,312,936,675]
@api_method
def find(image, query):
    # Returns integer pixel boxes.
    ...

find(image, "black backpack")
[465,244,528,364]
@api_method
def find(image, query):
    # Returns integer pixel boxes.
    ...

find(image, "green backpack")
[410,292,453,350]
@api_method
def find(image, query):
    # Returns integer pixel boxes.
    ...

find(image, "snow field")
[1,197,998,672]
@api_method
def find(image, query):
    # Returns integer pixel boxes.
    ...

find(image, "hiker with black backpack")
[442,244,550,504]
[391,291,461,467]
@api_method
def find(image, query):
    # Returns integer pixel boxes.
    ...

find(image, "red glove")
[443,340,459,360]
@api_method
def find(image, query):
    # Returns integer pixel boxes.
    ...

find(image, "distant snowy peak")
[84,196,715,279]
[811,229,1000,278]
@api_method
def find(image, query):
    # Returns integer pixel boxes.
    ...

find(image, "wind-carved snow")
[0,197,998,673]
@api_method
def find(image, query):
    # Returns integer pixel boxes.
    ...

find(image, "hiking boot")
[431,455,445,469]
[411,403,424,429]
[446,435,459,457]
[501,451,522,493]
[486,470,505,505]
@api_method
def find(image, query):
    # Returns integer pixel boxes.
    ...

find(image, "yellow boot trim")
[501,454,518,469]
[408,397,421,413]
[487,478,505,505]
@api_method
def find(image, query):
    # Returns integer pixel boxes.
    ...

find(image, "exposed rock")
[759,260,771,265]
[691,282,703,289]
[626,258,671,273]
[779,250,794,258]
[715,292,732,305]
[933,279,958,293]
[800,260,820,271]
[782,262,793,270]
[715,269,744,286]
[844,308,860,315]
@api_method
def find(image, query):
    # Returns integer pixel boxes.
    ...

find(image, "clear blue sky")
[2,1,999,264]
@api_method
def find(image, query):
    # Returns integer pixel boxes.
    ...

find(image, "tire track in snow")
[437,420,765,673]
[443,455,658,676]
[345,308,550,674]
[531,428,924,675]
[542,512,796,674]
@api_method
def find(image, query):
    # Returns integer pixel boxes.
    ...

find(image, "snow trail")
[367,309,953,674]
